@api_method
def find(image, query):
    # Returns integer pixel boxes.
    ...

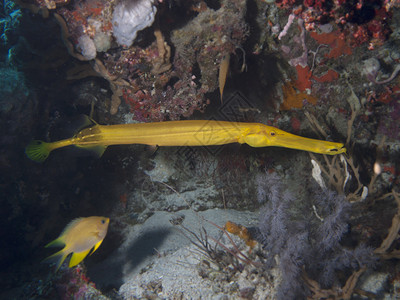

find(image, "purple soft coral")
[256,171,376,299]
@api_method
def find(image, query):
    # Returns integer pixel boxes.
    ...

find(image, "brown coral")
[280,81,318,110]
[225,221,257,249]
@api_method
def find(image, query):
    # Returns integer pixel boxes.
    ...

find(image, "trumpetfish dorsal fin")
[72,115,107,157]
[75,114,98,131]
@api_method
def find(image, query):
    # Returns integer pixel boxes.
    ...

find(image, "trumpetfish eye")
[270,131,276,136]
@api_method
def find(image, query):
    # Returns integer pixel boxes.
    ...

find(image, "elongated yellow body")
[25,120,346,162]
[74,121,258,147]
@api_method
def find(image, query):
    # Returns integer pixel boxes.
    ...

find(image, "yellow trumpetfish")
[25,119,346,162]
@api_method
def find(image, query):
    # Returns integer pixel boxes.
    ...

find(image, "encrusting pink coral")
[310,30,352,59]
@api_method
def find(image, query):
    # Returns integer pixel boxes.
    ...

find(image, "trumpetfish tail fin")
[25,140,52,163]
[25,115,103,163]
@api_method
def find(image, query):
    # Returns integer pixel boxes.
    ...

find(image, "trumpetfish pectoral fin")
[75,145,107,158]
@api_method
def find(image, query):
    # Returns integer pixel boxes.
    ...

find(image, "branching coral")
[92,58,130,115]
[302,266,367,300]
[53,13,86,61]
[304,84,389,202]
[151,23,171,75]
[171,215,260,277]
[374,191,400,259]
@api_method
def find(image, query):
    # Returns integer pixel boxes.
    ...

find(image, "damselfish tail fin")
[42,249,69,271]
[25,140,52,163]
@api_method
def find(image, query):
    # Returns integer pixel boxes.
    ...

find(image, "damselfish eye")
[101,219,106,224]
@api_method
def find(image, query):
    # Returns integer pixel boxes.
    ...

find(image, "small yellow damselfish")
[26,117,346,163]
[43,216,109,271]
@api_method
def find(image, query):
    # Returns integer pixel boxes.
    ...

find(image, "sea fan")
[256,171,376,299]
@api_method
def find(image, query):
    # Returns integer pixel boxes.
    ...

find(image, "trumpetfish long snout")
[25,119,346,163]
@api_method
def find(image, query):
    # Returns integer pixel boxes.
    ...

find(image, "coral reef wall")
[1,0,400,298]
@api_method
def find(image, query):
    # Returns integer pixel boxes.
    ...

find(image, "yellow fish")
[219,54,230,103]
[26,118,346,163]
[43,216,110,271]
